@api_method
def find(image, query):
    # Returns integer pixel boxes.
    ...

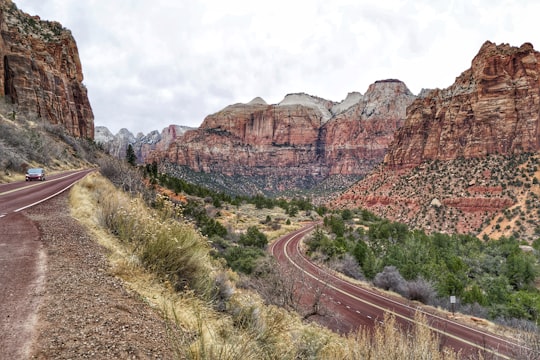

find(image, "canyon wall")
[151,80,415,193]
[0,0,94,138]
[333,42,540,240]
[385,41,540,167]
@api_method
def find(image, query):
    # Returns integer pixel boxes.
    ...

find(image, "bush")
[98,157,148,194]
[329,254,364,280]
[238,226,268,248]
[373,266,408,297]
[223,246,265,274]
[406,277,436,304]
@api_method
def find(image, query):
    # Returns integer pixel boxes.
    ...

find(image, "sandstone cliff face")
[155,81,415,193]
[324,80,416,175]
[385,41,540,167]
[333,42,540,241]
[0,1,93,138]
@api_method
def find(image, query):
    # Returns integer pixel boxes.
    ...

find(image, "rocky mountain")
[150,80,415,195]
[332,41,540,241]
[95,125,193,164]
[0,0,94,138]
[385,41,540,167]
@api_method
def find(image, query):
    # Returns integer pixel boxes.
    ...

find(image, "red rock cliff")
[385,41,540,167]
[155,81,415,189]
[0,0,94,138]
[324,80,415,174]
[332,42,540,240]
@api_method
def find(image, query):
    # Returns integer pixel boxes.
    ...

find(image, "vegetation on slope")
[334,154,540,241]
[0,99,101,182]
[306,208,540,326]
[71,168,467,359]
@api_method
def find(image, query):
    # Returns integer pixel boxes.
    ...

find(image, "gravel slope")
[24,193,176,359]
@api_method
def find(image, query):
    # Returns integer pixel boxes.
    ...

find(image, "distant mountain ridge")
[95,125,193,164]
[143,79,415,195]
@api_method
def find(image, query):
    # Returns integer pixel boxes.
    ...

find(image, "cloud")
[16,0,540,134]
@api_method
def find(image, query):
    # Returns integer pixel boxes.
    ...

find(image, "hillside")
[332,41,540,242]
[332,154,540,241]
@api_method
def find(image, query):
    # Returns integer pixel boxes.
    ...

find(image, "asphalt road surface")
[270,223,532,359]
[0,169,94,358]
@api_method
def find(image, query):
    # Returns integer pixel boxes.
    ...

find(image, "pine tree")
[126,144,137,166]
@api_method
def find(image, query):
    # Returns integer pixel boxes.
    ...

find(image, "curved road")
[270,223,532,359]
[0,169,94,359]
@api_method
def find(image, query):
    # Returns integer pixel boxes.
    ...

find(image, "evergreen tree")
[126,144,137,166]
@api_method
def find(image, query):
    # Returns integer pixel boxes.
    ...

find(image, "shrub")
[373,266,408,297]
[223,246,265,274]
[329,254,364,280]
[238,226,268,248]
[98,157,147,194]
[406,277,436,304]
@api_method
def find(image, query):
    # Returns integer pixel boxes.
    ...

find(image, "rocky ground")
[23,193,177,359]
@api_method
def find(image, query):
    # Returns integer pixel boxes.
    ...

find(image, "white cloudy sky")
[16,0,540,135]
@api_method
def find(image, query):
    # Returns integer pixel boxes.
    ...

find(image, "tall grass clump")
[87,172,214,295]
[335,312,462,360]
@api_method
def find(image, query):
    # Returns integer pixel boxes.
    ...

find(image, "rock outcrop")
[385,41,540,167]
[332,42,540,240]
[152,80,415,193]
[324,80,416,175]
[0,0,93,138]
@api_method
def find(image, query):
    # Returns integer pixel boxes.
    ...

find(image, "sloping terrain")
[332,154,540,241]
[332,42,540,241]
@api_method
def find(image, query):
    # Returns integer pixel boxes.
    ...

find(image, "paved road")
[0,169,94,358]
[0,169,94,217]
[270,223,532,359]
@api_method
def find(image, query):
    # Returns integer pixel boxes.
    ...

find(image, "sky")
[16,0,540,135]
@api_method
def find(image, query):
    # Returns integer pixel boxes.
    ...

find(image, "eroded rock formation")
[333,42,540,240]
[152,80,415,193]
[0,0,93,138]
[385,41,540,167]
[95,125,193,164]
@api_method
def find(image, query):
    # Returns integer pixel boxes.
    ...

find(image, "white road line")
[14,182,78,213]
[280,224,516,359]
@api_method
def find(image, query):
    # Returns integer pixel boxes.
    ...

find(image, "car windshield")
[28,169,42,174]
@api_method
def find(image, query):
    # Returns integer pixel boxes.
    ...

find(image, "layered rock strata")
[385,41,540,167]
[152,80,415,192]
[0,1,93,138]
[333,42,540,240]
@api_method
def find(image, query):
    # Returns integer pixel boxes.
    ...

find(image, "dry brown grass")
[216,202,317,242]
[69,172,464,359]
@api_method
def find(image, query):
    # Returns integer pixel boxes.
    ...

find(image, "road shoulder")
[23,192,176,359]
